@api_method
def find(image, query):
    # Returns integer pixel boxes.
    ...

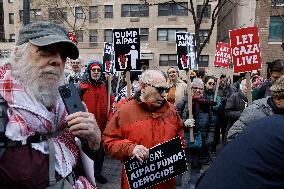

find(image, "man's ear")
[141,82,147,93]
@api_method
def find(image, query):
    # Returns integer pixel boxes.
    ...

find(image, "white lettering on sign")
[177,34,194,46]
[115,31,138,45]
[236,34,254,45]
[232,44,260,56]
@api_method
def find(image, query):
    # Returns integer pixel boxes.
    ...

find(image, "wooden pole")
[214,68,221,102]
[186,70,194,143]
[115,72,121,95]
[126,71,131,97]
[245,72,252,105]
[107,75,112,119]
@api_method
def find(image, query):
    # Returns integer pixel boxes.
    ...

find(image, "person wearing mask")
[103,70,184,189]
[227,75,284,141]
[176,78,215,189]
[166,67,187,105]
[0,21,100,189]
[79,60,114,184]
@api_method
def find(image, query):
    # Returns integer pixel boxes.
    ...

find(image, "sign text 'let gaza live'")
[229,26,261,73]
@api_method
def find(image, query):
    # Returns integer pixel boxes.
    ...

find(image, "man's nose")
[49,52,63,67]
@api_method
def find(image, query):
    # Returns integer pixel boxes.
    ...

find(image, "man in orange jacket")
[103,70,184,189]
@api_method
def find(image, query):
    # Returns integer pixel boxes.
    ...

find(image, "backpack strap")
[0,95,8,157]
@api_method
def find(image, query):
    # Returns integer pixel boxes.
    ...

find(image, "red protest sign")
[213,42,231,68]
[229,26,261,73]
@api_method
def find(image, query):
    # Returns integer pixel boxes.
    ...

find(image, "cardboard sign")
[124,137,187,189]
[113,28,141,71]
[229,26,261,73]
[103,42,114,74]
[213,42,231,68]
[176,32,198,70]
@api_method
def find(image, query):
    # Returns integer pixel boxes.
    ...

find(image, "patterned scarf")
[0,62,95,189]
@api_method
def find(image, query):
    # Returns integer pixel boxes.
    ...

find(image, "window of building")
[159,54,177,66]
[199,55,209,67]
[140,28,149,41]
[272,0,284,6]
[8,0,13,3]
[9,34,15,42]
[105,5,113,18]
[121,4,149,17]
[75,30,83,42]
[19,9,42,22]
[199,30,209,44]
[89,29,98,47]
[89,6,98,20]
[158,2,188,16]
[269,16,283,42]
[9,13,14,24]
[104,29,113,43]
[157,28,187,41]
[75,7,83,19]
[48,8,67,22]
[197,4,211,18]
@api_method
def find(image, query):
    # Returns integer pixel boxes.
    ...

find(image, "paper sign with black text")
[124,137,187,189]
[229,26,261,73]
[113,28,140,71]
[213,42,231,68]
[176,32,198,70]
[103,42,114,74]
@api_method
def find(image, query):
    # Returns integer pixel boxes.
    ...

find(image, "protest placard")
[103,42,114,74]
[176,32,198,70]
[229,26,261,73]
[113,28,140,71]
[213,42,231,68]
[124,137,187,189]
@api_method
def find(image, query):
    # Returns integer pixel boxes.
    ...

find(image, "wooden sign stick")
[126,71,131,97]
[186,70,194,143]
[245,72,252,105]
[214,68,221,102]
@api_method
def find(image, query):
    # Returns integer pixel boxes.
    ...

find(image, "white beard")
[11,60,64,108]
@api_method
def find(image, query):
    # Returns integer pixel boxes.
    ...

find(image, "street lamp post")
[23,0,30,25]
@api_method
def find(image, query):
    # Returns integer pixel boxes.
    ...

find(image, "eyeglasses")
[192,87,203,91]
[208,82,216,86]
[146,83,169,94]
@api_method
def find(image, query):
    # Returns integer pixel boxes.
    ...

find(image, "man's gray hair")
[192,78,204,88]
[270,75,284,98]
[10,43,30,66]
[139,70,165,85]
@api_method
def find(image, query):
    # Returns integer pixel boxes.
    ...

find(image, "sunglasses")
[208,82,216,86]
[146,83,169,93]
[91,68,101,72]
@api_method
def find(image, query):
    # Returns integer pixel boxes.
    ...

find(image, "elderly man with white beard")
[0,22,101,189]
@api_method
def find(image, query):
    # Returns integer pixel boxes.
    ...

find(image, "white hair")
[139,70,166,87]
[10,42,64,108]
[192,78,204,88]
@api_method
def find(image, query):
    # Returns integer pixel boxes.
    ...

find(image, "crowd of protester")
[1,21,284,189]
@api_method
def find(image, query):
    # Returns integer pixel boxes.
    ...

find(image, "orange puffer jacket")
[103,99,184,189]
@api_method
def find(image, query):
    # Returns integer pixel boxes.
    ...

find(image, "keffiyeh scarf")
[0,62,95,189]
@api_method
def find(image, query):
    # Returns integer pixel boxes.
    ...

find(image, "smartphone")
[58,83,86,114]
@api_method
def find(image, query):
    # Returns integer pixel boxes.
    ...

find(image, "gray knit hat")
[16,21,79,59]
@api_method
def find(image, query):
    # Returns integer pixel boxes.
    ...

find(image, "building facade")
[218,0,284,78]
[0,0,222,77]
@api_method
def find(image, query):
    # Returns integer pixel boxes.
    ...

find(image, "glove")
[184,118,195,127]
